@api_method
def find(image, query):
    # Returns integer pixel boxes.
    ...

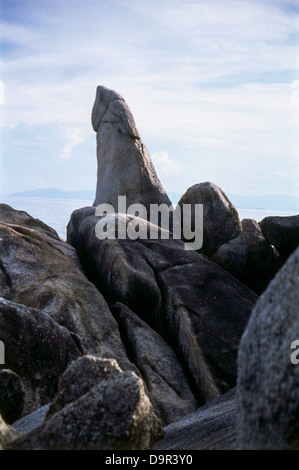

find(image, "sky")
[0,0,299,201]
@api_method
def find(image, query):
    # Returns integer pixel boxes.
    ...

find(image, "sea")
[0,195,298,241]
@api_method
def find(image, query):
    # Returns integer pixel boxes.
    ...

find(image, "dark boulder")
[0,205,134,373]
[0,297,82,415]
[212,234,247,280]
[6,356,163,450]
[67,209,257,405]
[259,214,299,261]
[111,302,198,425]
[177,182,241,257]
[154,388,236,450]
[241,218,276,294]
[237,246,299,450]
[0,369,25,424]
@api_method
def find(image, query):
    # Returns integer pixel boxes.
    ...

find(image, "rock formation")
[177,182,241,257]
[67,209,257,404]
[240,218,277,293]
[0,297,82,415]
[0,369,25,424]
[237,246,299,450]
[0,206,196,427]
[110,302,198,424]
[259,214,299,262]
[154,388,237,450]
[6,356,163,450]
[1,85,299,450]
[91,85,172,212]
[0,203,135,377]
[212,218,277,294]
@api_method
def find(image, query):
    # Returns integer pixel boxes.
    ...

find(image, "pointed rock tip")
[91,85,125,131]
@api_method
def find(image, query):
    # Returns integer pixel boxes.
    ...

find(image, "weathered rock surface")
[0,297,82,416]
[111,302,198,425]
[259,214,299,261]
[68,209,257,405]
[0,205,194,427]
[177,182,241,257]
[0,203,60,240]
[212,218,279,294]
[0,414,20,449]
[0,205,134,372]
[237,246,299,450]
[154,388,236,450]
[6,356,163,450]
[240,218,277,293]
[92,85,172,212]
[212,233,247,281]
[0,369,25,424]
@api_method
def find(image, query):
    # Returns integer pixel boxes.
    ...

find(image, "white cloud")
[60,127,88,159]
[152,151,183,177]
[1,0,299,197]
[0,81,5,106]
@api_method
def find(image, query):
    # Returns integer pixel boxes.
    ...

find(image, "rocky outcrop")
[212,218,277,294]
[177,182,241,257]
[6,356,163,450]
[3,83,298,451]
[110,302,198,425]
[240,218,277,293]
[0,297,82,416]
[0,204,135,372]
[0,203,60,240]
[91,85,171,212]
[259,214,299,261]
[154,388,236,450]
[237,246,299,450]
[0,205,199,427]
[176,184,292,295]
[0,369,25,424]
[212,234,247,281]
[67,209,257,405]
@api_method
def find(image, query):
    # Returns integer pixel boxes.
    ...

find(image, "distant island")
[8,188,299,211]
[10,188,95,201]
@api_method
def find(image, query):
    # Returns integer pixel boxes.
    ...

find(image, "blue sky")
[1,0,299,200]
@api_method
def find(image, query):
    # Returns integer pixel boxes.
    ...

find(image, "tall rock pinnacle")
[91,85,172,211]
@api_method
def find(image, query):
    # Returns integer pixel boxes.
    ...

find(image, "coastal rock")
[0,203,60,240]
[259,214,299,261]
[6,356,163,450]
[154,388,236,450]
[45,355,123,419]
[0,369,25,424]
[0,297,82,416]
[177,182,241,256]
[111,302,198,425]
[237,246,299,450]
[0,206,135,374]
[212,219,279,294]
[67,209,257,404]
[0,414,20,449]
[92,85,172,212]
[212,234,247,280]
[241,218,276,293]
